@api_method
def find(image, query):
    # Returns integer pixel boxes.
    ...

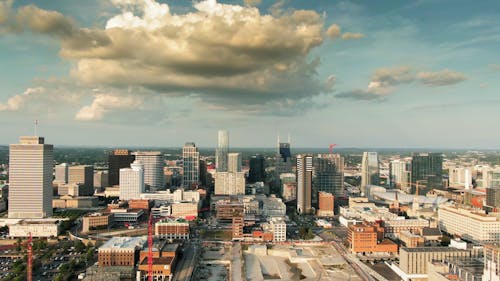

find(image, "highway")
[173,242,198,281]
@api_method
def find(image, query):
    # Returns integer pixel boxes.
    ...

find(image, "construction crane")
[27,233,32,281]
[148,214,153,281]
[329,144,337,154]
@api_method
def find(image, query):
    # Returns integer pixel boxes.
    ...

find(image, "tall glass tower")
[216,130,229,172]
[361,152,379,196]
[183,142,200,189]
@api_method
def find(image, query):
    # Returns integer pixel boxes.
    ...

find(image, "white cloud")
[326,23,341,39]
[341,32,364,40]
[75,93,143,121]
[416,70,466,87]
[244,0,262,7]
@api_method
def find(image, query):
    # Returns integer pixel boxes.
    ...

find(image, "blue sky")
[0,0,499,148]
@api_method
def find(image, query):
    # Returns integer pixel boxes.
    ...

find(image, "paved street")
[173,242,198,281]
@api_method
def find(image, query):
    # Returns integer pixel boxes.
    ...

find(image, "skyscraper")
[275,140,293,178]
[249,155,265,183]
[68,165,94,196]
[54,163,69,184]
[216,130,229,172]
[183,142,200,189]
[228,152,242,173]
[411,152,443,194]
[119,160,145,200]
[8,136,53,219]
[108,149,135,186]
[214,172,245,195]
[361,152,379,196]
[297,154,313,214]
[390,159,412,192]
[134,151,164,191]
[314,154,344,196]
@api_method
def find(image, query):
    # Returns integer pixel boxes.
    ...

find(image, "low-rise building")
[260,195,286,217]
[171,202,198,219]
[484,244,500,281]
[262,218,286,242]
[216,198,244,221]
[9,220,60,238]
[98,237,146,267]
[347,223,398,254]
[317,192,334,217]
[82,213,113,233]
[155,219,190,240]
[399,231,424,248]
[128,199,153,214]
[109,208,144,223]
[438,205,500,244]
[53,195,99,209]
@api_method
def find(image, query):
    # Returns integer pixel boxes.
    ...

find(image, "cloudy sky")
[0,0,499,148]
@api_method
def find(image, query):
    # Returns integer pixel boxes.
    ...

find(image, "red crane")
[329,144,337,154]
[27,233,32,281]
[148,214,153,281]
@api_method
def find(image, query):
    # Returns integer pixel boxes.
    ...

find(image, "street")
[173,242,198,281]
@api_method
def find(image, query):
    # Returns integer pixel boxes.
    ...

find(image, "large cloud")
[0,0,340,114]
[75,93,143,121]
[337,66,466,100]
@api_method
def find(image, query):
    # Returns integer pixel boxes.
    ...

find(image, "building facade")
[9,136,53,219]
[314,153,344,196]
[249,155,265,183]
[68,165,94,196]
[134,151,164,191]
[317,192,334,217]
[228,152,242,173]
[411,152,443,194]
[155,220,190,240]
[361,152,379,196]
[107,149,135,186]
[54,163,69,184]
[119,160,145,201]
[216,130,229,172]
[297,154,313,214]
[214,172,245,195]
[182,142,200,189]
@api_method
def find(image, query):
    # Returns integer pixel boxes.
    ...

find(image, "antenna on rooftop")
[34,119,38,136]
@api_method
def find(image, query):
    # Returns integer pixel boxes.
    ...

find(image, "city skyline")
[1,0,500,148]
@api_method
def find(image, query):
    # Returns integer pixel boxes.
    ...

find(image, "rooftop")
[99,237,146,251]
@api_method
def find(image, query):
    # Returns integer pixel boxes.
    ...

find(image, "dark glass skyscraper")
[411,152,443,194]
[249,155,265,183]
[314,154,344,196]
[108,149,135,186]
[275,142,293,178]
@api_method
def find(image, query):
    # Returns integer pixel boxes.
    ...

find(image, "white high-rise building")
[216,130,229,172]
[119,160,145,201]
[228,152,242,173]
[449,166,473,189]
[9,136,53,219]
[297,154,313,214]
[390,159,411,192]
[214,172,245,195]
[133,151,164,191]
[361,152,379,196]
[54,163,69,184]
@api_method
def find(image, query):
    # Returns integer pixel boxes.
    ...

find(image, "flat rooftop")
[402,247,468,253]
[99,236,146,251]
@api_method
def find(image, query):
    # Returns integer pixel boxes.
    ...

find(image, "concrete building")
[216,198,244,221]
[98,237,146,267]
[68,165,94,196]
[297,154,313,214]
[119,160,145,201]
[314,154,344,196]
[9,136,53,219]
[269,218,286,242]
[485,186,500,211]
[171,202,198,219]
[449,166,473,189]
[155,219,190,240]
[260,195,286,217]
[216,130,229,172]
[182,142,199,189]
[438,205,500,244]
[133,151,164,191]
[361,152,379,196]
[399,231,425,248]
[483,244,500,281]
[9,220,60,237]
[82,213,113,233]
[109,208,144,223]
[214,172,245,195]
[93,171,109,191]
[52,195,98,209]
[317,192,334,217]
[107,149,135,186]
[282,182,297,202]
[54,163,69,184]
[228,152,242,173]
[390,159,411,192]
[140,189,200,203]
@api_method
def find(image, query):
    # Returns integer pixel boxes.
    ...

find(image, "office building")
[249,155,265,183]
[484,244,500,281]
[98,237,146,267]
[485,186,500,211]
[93,170,109,190]
[119,160,145,201]
[390,159,412,192]
[275,139,293,178]
[9,136,53,219]
[411,152,443,194]
[262,218,286,242]
[155,219,190,240]
[9,220,59,238]
[438,205,500,244]
[282,182,297,202]
[182,142,199,189]
[214,172,245,195]
[82,213,113,233]
[361,152,379,196]
[134,151,164,191]
[216,130,229,172]
[54,163,69,184]
[317,192,334,217]
[228,152,242,173]
[449,166,473,189]
[347,223,398,254]
[297,154,313,214]
[314,153,344,196]
[107,149,135,186]
[68,165,94,196]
